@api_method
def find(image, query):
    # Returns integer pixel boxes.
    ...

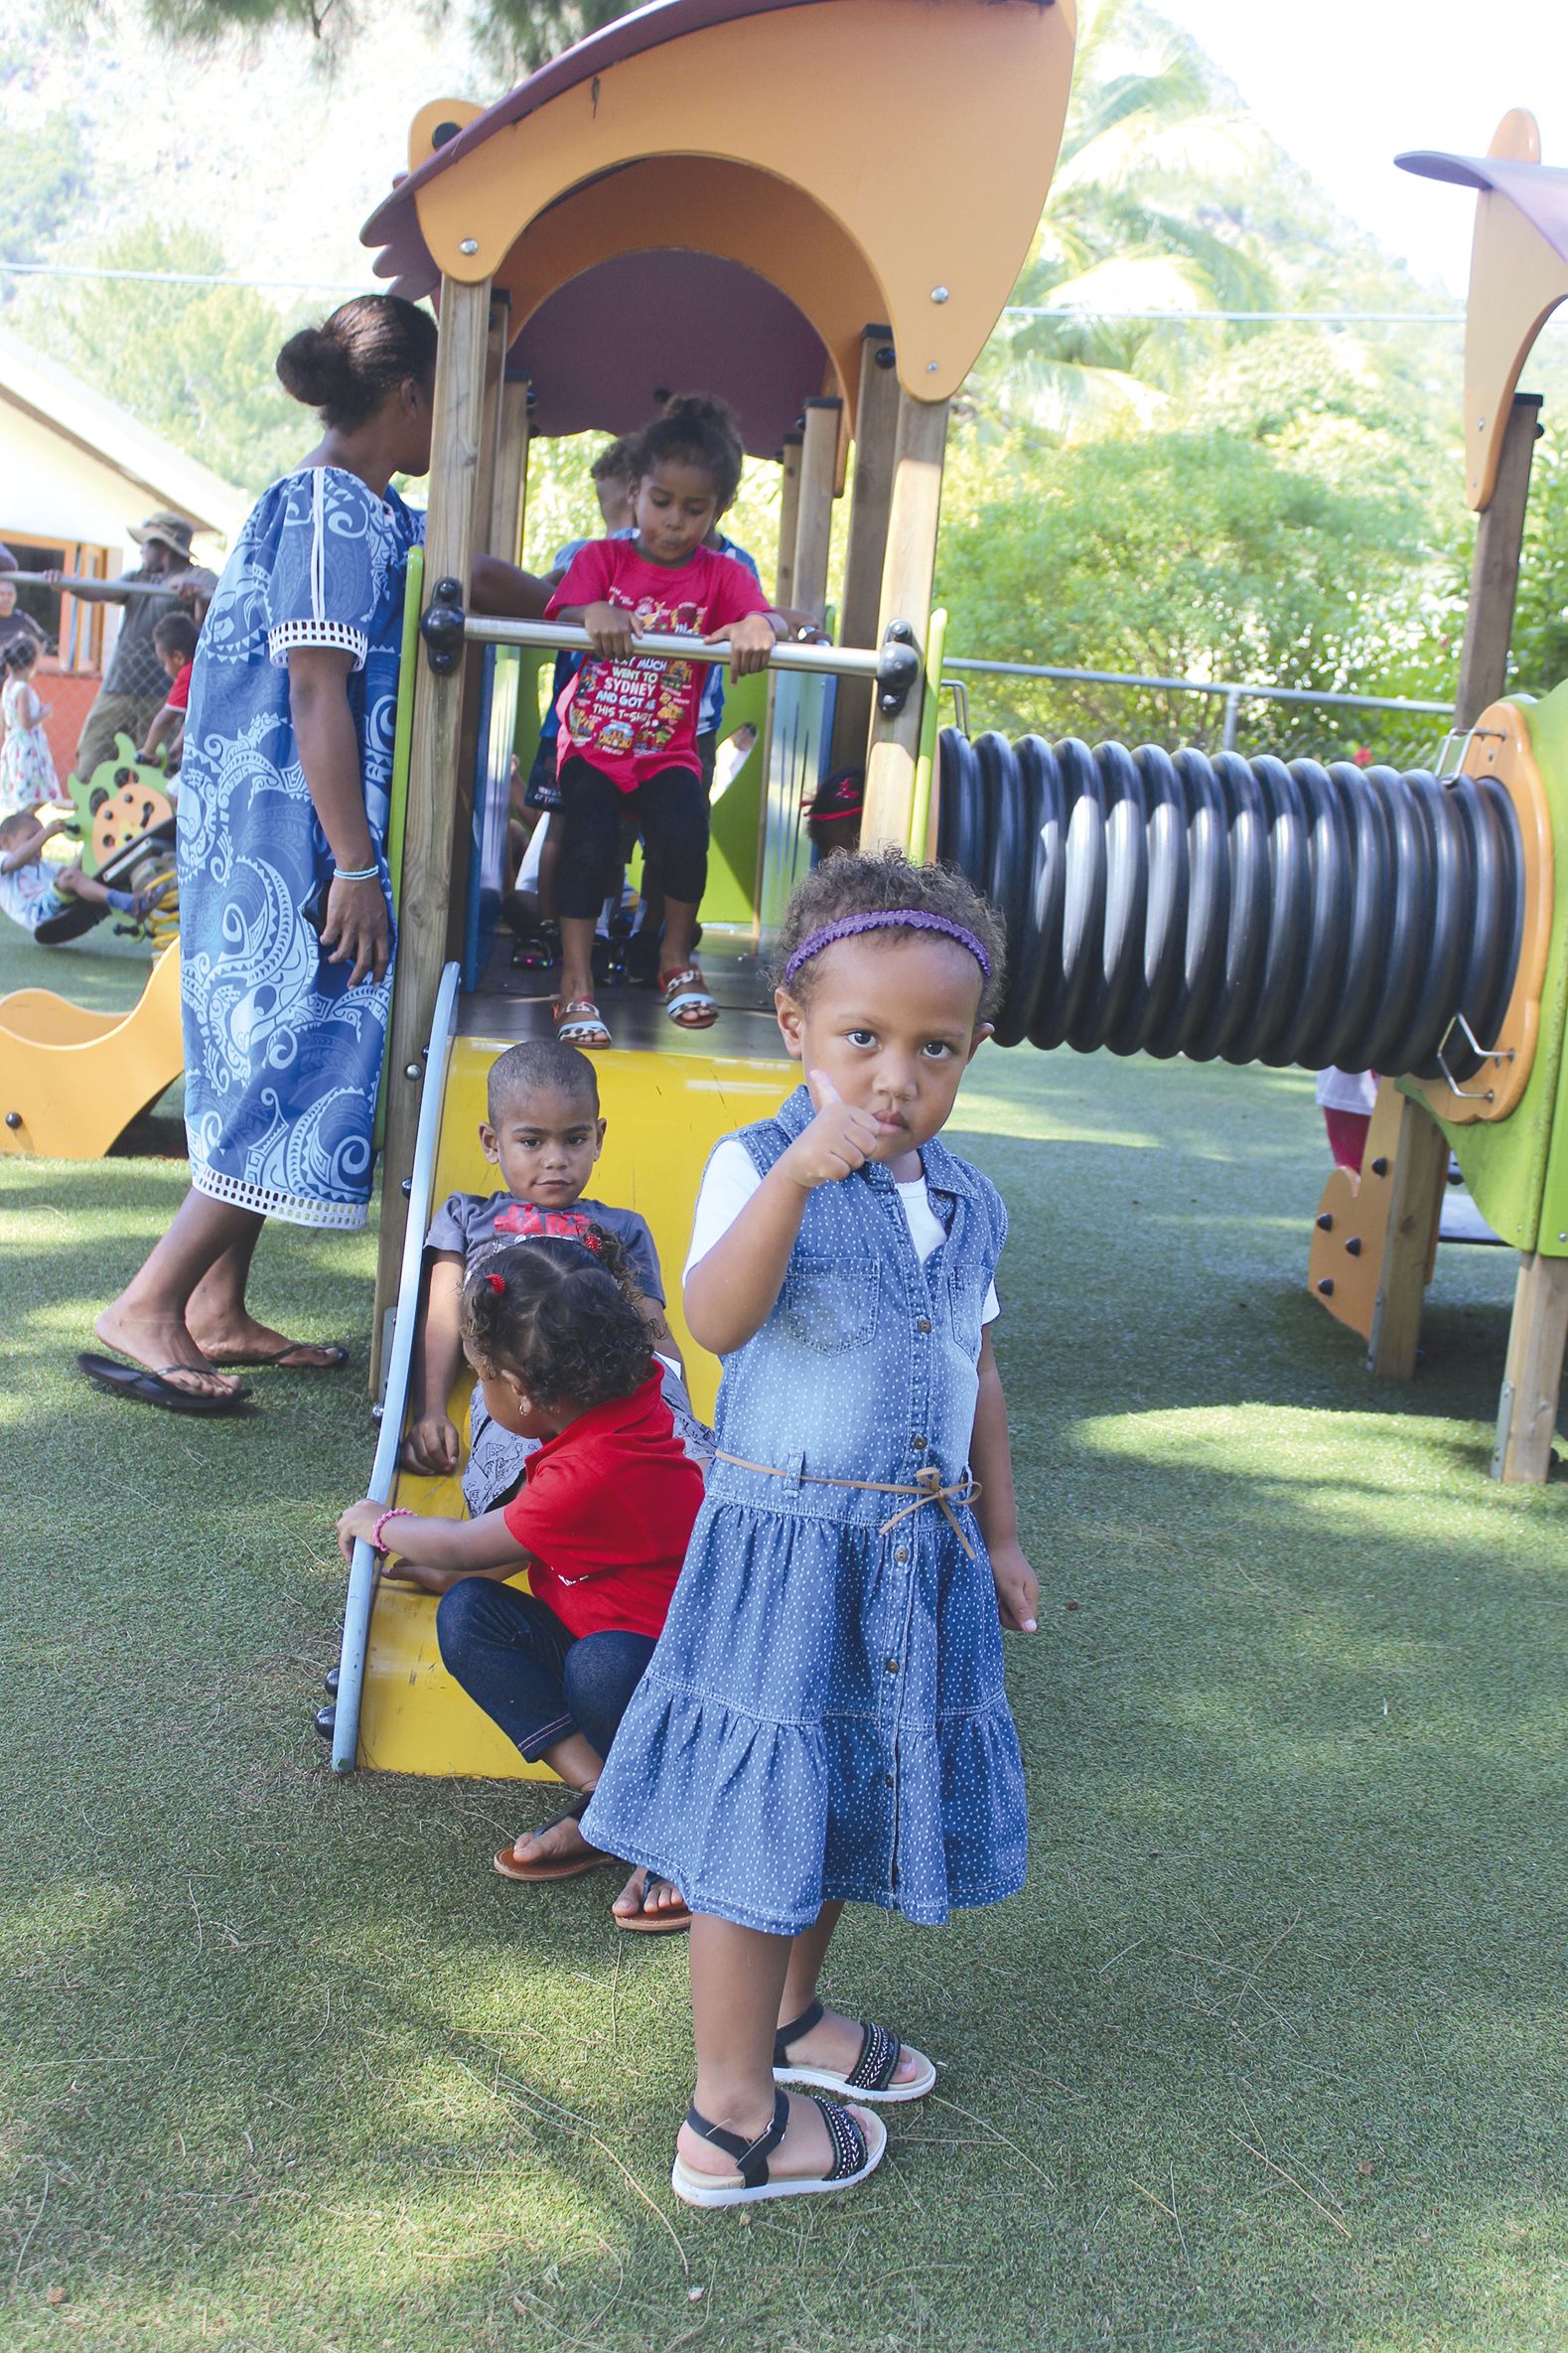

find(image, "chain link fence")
[941,659,1456,774]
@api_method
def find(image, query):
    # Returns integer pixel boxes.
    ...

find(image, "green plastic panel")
[1425,680,1568,1252]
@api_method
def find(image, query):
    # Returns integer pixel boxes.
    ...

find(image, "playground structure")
[0,734,180,1152]
[326,0,1568,1774]
[329,0,1079,1774]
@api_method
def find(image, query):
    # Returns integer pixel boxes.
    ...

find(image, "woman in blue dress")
[85,296,546,1412]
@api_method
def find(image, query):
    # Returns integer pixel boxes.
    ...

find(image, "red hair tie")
[486,1271,505,1294]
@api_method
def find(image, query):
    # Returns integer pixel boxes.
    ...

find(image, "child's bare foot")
[92,1303,243,1401]
[612,1867,691,1933]
[493,1801,620,1883]
[774,1999,934,2099]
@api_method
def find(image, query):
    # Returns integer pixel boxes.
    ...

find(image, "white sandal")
[553,996,613,1049]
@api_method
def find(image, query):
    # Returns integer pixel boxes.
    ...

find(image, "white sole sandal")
[773,1997,936,2103]
[670,2088,886,2209]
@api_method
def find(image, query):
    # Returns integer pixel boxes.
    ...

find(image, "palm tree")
[961,0,1279,446]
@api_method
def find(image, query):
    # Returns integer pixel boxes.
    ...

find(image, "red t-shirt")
[165,661,194,712]
[500,1372,704,1639]
[544,537,773,792]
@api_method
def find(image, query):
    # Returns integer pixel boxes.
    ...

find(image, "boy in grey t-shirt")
[404,1038,709,1515]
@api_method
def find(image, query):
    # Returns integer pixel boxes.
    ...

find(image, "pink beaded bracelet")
[371,1506,413,1556]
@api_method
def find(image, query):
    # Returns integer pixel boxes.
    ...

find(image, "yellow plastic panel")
[0,946,184,1158]
[356,1035,792,1778]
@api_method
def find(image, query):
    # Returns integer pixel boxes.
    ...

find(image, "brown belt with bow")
[713,1453,980,1558]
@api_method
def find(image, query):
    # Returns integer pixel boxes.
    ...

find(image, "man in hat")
[45,514,201,786]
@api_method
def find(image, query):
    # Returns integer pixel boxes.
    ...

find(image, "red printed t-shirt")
[500,1371,704,1639]
[544,537,773,793]
[165,661,194,712]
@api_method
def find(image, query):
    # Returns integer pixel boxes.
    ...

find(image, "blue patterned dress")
[582,1086,1028,1937]
[177,466,422,1229]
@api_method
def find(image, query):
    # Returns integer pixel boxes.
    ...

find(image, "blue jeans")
[435,1579,656,1767]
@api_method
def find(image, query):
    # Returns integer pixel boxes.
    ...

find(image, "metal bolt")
[926,361,939,373]
[930,286,950,304]
[460,237,479,256]
[404,1063,422,1081]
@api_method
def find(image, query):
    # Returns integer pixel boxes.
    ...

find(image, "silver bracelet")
[334,862,379,883]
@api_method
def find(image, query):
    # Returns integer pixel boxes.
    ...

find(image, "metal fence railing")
[941,657,1456,773]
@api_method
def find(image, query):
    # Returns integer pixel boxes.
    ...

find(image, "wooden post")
[372,275,491,1375]
[1455,392,1542,727]
[862,391,949,853]
[1368,391,1544,1382]
[1364,1097,1449,1379]
[493,377,529,566]
[472,297,509,566]
[790,396,840,625]
[1494,1253,1568,1481]
[775,434,802,609]
[829,327,899,773]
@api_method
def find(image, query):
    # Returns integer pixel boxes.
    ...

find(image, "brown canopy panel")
[360,0,1077,447]
[1398,111,1568,510]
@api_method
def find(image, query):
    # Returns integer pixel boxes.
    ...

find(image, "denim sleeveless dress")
[581,1085,1027,1936]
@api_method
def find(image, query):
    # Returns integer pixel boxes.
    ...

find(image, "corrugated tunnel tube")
[936,730,1524,1083]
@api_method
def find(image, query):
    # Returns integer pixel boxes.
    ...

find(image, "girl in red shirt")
[337,1231,703,1931]
[544,395,783,1050]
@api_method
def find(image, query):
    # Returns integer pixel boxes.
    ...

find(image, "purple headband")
[782,908,992,988]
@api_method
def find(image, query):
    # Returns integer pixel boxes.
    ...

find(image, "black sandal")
[773,1997,935,2102]
[670,2085,886,2208]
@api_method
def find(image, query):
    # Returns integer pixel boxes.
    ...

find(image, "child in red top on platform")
[544,393,783,1051]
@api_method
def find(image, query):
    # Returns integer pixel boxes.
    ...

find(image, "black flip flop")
[201,1341,349,1371]
[76,1352,251,1416]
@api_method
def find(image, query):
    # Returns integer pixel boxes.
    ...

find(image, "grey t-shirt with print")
[424,1188,664,1303]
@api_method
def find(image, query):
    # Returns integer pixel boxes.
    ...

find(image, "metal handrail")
[331,957,462,1775]
[419,578,921,712]
[458,613,886,677]
[942,653,1451,719]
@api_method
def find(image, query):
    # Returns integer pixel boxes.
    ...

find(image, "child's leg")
[638,767,708,980]
[680,1919,845,2184]
[771,1901,931,2092]
[555,757,624,1006]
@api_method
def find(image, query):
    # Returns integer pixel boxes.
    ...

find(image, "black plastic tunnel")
[935,731,1523,1083]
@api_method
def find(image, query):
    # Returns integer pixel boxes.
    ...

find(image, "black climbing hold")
[1317,1213,1333,1231]
[1345,1237,1363,1256]
[1317,1278,1335,1296]
[314,1704,336,1741]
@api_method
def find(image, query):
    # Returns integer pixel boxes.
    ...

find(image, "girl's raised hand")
[780,1070,883,1191]
[583,600,635,659]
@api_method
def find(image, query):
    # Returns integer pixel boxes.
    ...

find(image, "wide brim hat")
[129,512,198,560]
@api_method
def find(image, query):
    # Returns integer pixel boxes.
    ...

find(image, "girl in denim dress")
[582,851,1039,2209]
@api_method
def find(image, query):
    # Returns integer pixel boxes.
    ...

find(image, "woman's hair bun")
[274,296,438,430]
[275,324,355,412]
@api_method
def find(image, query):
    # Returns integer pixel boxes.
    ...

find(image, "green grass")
[4,926,1567,2350]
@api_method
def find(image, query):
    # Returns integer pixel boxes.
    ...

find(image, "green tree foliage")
[936,424,1461,762]
[123,0,639,69]
[1508,422,1568,697]
[16,222,306,494]
[0,30,94,279]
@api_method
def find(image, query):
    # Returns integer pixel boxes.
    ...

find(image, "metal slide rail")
[330,958,462,1774]
[417,582,923,715]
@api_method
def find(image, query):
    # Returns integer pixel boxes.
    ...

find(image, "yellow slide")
[0,944,184,1158]
[356,1024,792,1779]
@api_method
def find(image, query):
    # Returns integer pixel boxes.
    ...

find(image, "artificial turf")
[3,925,1566,2352]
